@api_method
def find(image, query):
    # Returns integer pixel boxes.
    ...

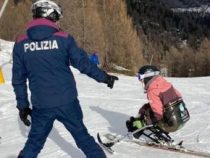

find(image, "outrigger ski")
[97,133,115,154]
[97,125,154,154]
[97,125,210,157]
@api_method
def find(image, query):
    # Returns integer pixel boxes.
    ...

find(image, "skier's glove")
[104,74,118,89]
[126,116,145,132]
[132,118,145,129]
[18,107,32,126]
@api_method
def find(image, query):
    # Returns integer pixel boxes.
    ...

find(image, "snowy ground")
[0,39,210,158]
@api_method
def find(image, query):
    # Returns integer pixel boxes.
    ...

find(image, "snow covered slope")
[162,0,210,8]
[0,40,210,158]
[172,6,210,14]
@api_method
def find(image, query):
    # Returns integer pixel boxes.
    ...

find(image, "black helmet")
[137,65,160,85]
[32,0,63,22]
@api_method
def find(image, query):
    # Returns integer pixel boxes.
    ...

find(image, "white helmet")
[32,0,63,22]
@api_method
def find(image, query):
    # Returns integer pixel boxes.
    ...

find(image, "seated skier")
[126,65,190,141]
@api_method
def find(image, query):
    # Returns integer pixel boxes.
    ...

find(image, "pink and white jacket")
[141,76,182,121]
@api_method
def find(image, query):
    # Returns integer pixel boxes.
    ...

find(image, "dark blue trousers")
[19,99,106,158]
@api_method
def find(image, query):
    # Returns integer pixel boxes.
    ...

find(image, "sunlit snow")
[0,39,210,158]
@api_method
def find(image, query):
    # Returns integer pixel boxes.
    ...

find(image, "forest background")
[1,0,210,77]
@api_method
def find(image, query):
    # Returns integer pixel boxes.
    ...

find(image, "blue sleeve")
[12,43,29,109]
[96,55,100,65]
[67,36,107,82]
[89,55,94,63]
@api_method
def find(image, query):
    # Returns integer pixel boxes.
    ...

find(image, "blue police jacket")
[12,18,107,109]
[89,53,100,65]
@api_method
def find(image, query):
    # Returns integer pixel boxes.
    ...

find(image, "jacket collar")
[27,18,59,30]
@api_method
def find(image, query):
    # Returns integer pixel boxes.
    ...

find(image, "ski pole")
[0,0,9,21]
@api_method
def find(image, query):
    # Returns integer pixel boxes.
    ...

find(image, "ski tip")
[177,140,184,146]
[97,133,102,143]
[97,133,115,154]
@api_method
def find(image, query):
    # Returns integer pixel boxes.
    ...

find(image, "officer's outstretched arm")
[67,36,118,88]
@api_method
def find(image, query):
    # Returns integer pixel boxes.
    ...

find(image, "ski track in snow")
[0,39,210,158]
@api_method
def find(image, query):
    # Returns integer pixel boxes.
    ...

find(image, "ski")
[99,132,210,158]
[97,133,115,154]
[131,139,210,158]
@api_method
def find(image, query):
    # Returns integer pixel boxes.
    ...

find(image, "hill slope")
[0,40,210,158]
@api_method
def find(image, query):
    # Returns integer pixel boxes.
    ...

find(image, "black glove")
[104,74,119,89]
[126,116,136,132]
[18,107,32,126]
[126,117,142,131]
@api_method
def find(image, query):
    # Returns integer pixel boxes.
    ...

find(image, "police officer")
[12,0,118,157]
